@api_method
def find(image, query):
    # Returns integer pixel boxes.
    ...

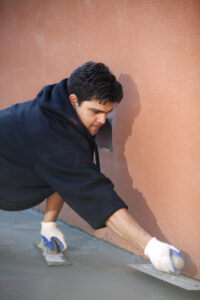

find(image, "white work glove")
[144,237,184,273]
[40,222,67,251]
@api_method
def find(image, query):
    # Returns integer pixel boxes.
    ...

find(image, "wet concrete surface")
[0,209,200,300]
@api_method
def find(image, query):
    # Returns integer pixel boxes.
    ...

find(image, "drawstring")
[93,141,100,172]
[89,137,100,172]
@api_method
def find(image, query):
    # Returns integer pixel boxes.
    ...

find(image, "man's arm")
[106,208,184,273]
[43,192,64,222]
[40,193,67,251]
[105,208,151,251]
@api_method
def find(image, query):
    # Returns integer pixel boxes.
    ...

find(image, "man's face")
[69,95,114,136]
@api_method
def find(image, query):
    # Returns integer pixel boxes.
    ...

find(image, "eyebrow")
[89,108,113,114]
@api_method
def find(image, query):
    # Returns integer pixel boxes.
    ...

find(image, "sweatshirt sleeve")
[35,150,128,229]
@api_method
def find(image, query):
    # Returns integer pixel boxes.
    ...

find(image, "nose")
[98,113,107,125]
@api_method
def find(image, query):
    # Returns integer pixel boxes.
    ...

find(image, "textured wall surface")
[0,0,200,279]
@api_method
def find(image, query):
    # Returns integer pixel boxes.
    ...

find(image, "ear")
[69,94,78,107]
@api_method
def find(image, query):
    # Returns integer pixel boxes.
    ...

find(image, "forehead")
[82,99,114,112]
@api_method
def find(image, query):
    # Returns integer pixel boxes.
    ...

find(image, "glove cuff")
[144,237,157,257]
[41,221,57,228]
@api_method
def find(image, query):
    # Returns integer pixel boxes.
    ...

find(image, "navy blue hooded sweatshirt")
[0,79,127,229]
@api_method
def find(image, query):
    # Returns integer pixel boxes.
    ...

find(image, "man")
[0,62,183,273]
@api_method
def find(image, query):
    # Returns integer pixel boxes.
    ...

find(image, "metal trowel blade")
[127,263,200,290]
[34,239,72,266]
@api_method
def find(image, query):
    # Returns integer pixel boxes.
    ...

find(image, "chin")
[90,131,97,136]
[90,129,99,136]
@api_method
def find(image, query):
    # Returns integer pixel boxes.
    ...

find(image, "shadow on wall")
[114,74,197,276]
[115,74,166,240]
[116,74,172,240]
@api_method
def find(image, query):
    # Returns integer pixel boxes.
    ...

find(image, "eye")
[91,109,99,114]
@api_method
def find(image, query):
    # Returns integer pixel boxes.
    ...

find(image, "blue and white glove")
[144,237,184,273]
[40,222,67,251]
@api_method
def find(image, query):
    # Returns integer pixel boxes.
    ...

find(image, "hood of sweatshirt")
[37,78,100,170]
[37,78,92,140]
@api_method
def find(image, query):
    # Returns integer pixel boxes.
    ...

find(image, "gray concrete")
[0,209,199,300]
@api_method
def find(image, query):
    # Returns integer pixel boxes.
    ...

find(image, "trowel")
[127,263,200,290]
[34,239,71,266]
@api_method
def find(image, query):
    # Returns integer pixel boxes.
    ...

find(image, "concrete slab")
[0,209,200,300]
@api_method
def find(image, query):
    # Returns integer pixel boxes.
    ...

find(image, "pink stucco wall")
[0,0,200,279]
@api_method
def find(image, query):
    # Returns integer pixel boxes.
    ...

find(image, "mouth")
[93,123,102,128]
[91,124,100,129]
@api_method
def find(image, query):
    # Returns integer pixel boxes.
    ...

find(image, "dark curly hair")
[67,61,123,105]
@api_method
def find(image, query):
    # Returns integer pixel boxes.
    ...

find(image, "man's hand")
[40,222,67,251]
[144,237,184,273]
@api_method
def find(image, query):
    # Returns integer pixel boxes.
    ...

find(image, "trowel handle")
[170,248,184,272]
[170,248,183,258]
